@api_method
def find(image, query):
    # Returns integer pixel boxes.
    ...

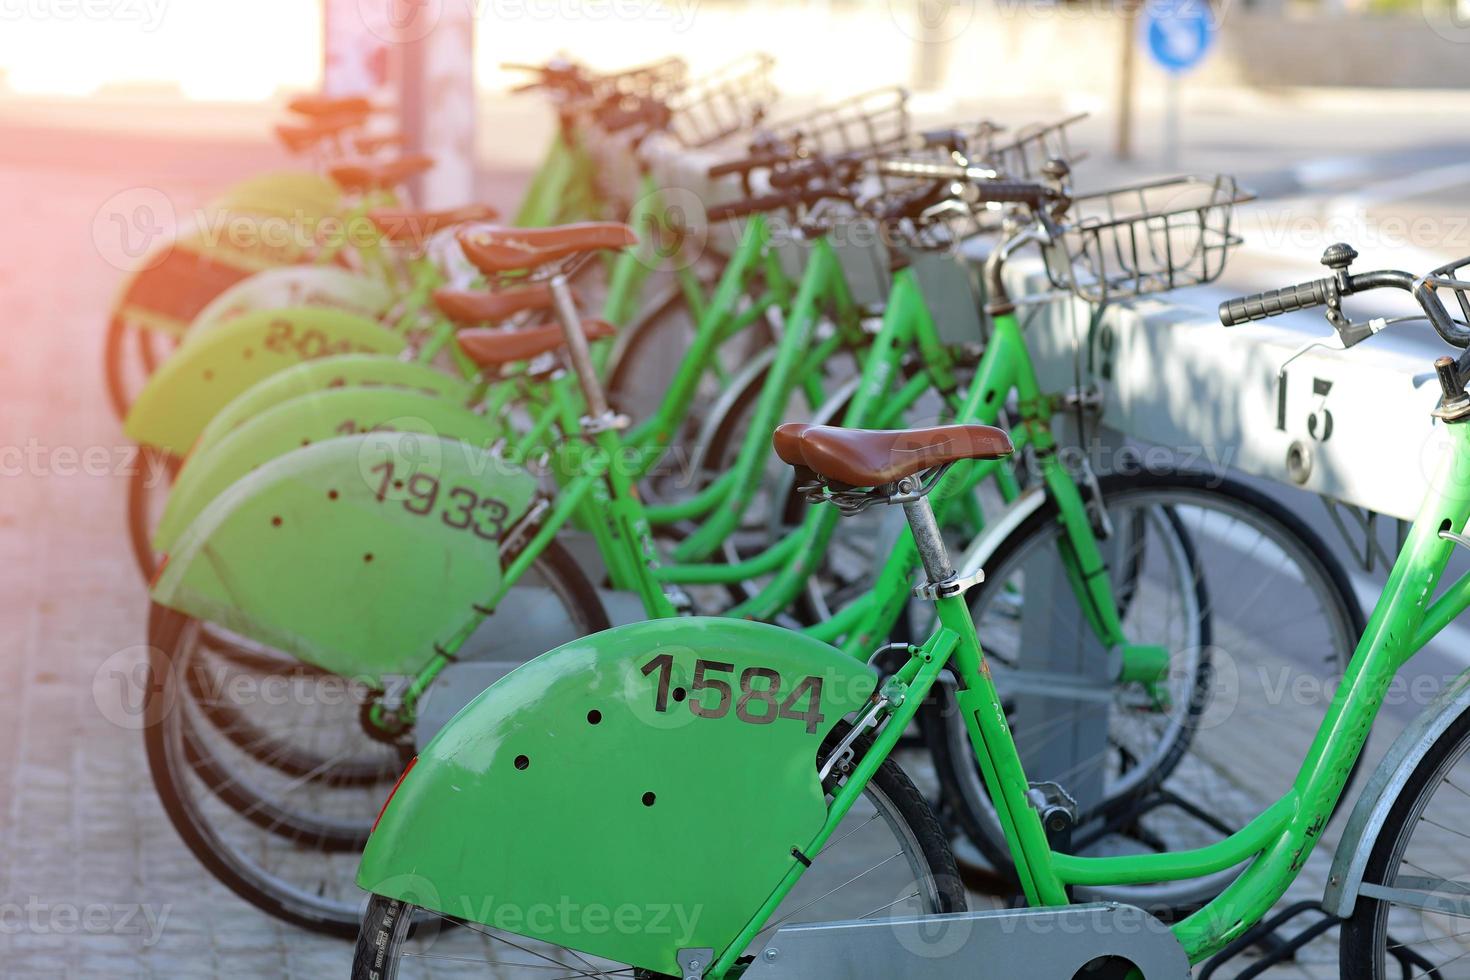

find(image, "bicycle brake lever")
[1275,316,1389,377]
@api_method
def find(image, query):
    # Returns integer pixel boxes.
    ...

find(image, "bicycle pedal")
[1027,780,1078,851]
[664,585,695,613]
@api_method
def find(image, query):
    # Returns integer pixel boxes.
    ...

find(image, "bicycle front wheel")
[352,733,965,978]
[928,469,1363,911]
[1341,705,1470,978]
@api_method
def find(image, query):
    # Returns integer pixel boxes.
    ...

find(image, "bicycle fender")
[154,387,502,554]
[195,354,472,451]
[687,343,777,475]
[358,617,879,977]
[151,433,537,683]
[1323,666,1470,917]
[124,307,405,455]
[951,484,1049,578]
[185,266,395,342]
[204,170,343,220]
[108,226,305,343]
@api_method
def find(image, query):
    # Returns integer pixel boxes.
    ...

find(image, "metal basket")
[971,113,1088,179]
[666,54,779,149]
[862,114,1089,252]
[1429,256,1470,326]
[588,56,689,105]
[754,87,911,161]
[1043,174,1252,304]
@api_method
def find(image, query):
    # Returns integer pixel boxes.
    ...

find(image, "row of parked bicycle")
[110,53,1470,978]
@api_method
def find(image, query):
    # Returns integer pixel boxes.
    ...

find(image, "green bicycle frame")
[803,306,1126,661]
[713,410,1470,974]
[391,286,1142,745]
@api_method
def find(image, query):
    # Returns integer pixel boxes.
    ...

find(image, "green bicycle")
[121,57,788,581]
[353,242,1470,979]
[102,91,441,420]
[143,161,1356,940]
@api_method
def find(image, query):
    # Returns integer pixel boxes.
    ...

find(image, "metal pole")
[395,0,476,208]
[1115,0,1140,161]
[1164,72,1180,170]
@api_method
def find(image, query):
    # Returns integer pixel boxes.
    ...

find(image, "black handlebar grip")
[1218,278,1334,327]
[707,191,799,221]
[708,152,784,180]
[969,180,1051,206]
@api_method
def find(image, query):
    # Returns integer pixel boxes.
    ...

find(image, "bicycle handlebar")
[874,180,950,223]
[706,185,845,221]
[595,98,669,134]
[708,151,791,181]
[1220,263,1470,349]
[1218,279,1335,326]
[874,159,1057,210]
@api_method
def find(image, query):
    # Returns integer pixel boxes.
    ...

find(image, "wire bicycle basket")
[972,112,1089,180]
[866,114,1091,251]
[666,53,779,149]
[1428,256,1470,327]
[590,56,689,105]
[754,87,911,161]
[1044,174,1252,304]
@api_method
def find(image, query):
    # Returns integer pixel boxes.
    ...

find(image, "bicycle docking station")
[738,903,1189,979]
[979,252,1451,977]
[1007,255,1442,526]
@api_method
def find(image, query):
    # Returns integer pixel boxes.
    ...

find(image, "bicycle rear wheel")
[352,733,964,978]
[927,469,1363,913]
[144,540,610,936]
[104,314,179,421]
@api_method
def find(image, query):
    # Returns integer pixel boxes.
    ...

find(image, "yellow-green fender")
[151,433,537,683]
[154,386,503,555]
[108,171,344,342]
[357,617,879,976]
[190,354,473,460]
[123,306,405,454]
[184,266,395,342]
[204,170,344,220]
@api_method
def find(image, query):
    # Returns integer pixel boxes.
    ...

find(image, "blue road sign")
[1142,0,1216,74]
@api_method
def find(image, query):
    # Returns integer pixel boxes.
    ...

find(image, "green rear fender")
[123,307,405,454]
[154,386,503,555]
[358,617,879,977]
[185,266,395,341]
[195,353,473,451]
[151,433,537,683]
[205,170,343,219]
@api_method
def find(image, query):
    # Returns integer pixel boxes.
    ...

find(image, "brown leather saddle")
[773,423,1014,488]
[456,223,638,276]
[431,282,566,326]
[288,94,375,118]
[368,205,500,247]
[457,319,615,369]
[274,113,365,154]
[329,154,436,193]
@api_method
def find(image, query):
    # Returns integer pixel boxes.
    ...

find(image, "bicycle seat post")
[548,272,614,423]
[902,486,954,591]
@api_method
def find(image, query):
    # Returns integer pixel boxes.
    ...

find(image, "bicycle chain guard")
[125,306,406,455]
[360,617,878,978]
[154,385,503,555]
[152,432,537,685]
